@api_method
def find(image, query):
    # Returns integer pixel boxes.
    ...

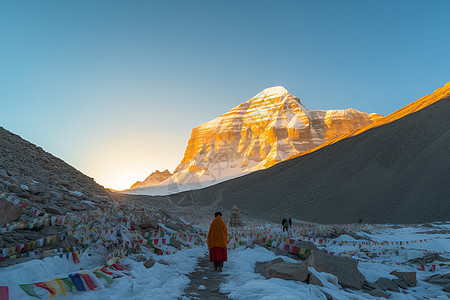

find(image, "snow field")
[0,245,207,299]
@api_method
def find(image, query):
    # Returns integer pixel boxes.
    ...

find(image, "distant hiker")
[207,211,228,271]
[288,218,292,229]
[358,219,363,225]
[282,218,289,232]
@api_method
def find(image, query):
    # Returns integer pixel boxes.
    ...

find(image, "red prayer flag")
[72,252,80,264]
[34,282,56,296]
[100,267,113,275]
[0,286,9,300]
[81,274,97,291]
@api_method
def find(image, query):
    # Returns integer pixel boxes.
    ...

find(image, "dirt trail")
[183,254,229,299]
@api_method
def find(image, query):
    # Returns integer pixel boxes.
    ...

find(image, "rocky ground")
[183,254,229,299]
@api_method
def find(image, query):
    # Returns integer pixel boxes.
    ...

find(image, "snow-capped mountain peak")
[253,86,290,99]
[129,87,382,195]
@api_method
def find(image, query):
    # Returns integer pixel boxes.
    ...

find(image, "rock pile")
[229,206,243,227]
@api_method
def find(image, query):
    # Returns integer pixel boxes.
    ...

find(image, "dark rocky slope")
[0,126,111,219]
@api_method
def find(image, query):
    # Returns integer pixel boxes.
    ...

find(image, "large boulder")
[249,238,264,248]
[0,198,23,224]
[169,239,182,249]
[138,219,159,230]
[255,258,309,282]
[376,277,399,292]
[392,279,408,289]
[362,281,390,299]
[425,273,450,286]
[134,255,147,262]
[266,262,309,282]
[255,258,285,275]
[390,270,417,287]
[367,287,389,299]
[306,250,366,290]
[144,258,155,268]
[308,273,324,287]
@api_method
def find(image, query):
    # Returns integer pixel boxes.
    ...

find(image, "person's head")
[215,211,222,217]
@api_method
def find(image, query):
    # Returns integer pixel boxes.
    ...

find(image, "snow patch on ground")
[0,246,206,299]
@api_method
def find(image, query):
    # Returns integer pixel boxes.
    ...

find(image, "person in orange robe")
[207,211,228,271]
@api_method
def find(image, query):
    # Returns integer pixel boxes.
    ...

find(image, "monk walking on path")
[207,211,228,271]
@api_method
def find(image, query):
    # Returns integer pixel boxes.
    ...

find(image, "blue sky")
[1,0,449,189]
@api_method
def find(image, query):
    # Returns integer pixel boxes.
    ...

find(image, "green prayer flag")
[94,271,114,284]
[61,278,74,292]
[20,284,41,298]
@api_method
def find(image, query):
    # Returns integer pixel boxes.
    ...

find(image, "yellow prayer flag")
[45,280,60,298]
[53,278,67,296]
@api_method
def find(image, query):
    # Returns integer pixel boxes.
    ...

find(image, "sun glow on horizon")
[71,131,183,192]
[97,168,155,191]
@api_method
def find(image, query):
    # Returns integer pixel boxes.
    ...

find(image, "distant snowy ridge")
[130,169,172,190]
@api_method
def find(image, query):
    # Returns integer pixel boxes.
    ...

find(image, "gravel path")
[183,254,229,299]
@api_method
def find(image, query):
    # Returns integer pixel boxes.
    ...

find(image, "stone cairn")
[229,206,243,227]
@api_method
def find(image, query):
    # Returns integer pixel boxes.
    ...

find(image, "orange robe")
[207,216,228,261]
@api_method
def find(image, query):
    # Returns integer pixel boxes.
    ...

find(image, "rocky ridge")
[130,169,172,189]
[289,81,450,161]
[0,126,110,219]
